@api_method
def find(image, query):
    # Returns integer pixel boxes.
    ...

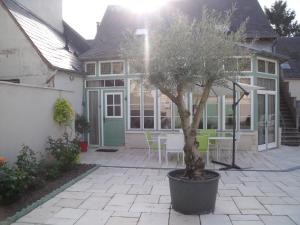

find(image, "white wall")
[0,5,49,84]
[54,72,84,114]
[0,81,75,163]
[15,0,63,32]
[287,80,300,101]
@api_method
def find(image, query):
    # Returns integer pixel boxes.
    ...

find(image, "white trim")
[85,61,97,77]
[104,92,123,118]
[256,57,278,75]
[257,77,278,151]
[99,60,125,76]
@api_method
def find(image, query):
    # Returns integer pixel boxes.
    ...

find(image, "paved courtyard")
[13,162,300,225]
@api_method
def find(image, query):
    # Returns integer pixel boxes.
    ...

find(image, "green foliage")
[265,0,300,37]
[75,114,90,135]
[0,163,27,205]
[44,163,61,180]
[46,133,80,171]
[53,98,74,126]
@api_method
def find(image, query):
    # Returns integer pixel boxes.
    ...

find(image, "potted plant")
[75,114,90,152]
[122,8,247,214]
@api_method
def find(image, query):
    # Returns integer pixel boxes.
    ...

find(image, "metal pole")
[232,83,236,166]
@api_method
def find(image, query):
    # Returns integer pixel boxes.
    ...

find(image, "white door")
[258,92,277,151]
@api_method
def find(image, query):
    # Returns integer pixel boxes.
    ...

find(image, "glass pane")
[88,91,99,145]
[115,79,124,86]
[131,117,140,128]
[224,58,237,71]
[112,62,124,74]
[144,117,154,129]
[107,95,113,105]
[257,78,276,91]
[258,60,265,73]
[86,63,96,75]
[105,80,114,87]
[115,106,121,116]
[114,94,121,104]
[144,87,155,129]
[239,78,251,129]
[101,62,111,74]
[175,117,181,129]
[267,62,276,74]
[207,117,218,129]
[238,58,251,71]
[161,117,171,129]
[160,94,172,129]
[86,80,101,87]
[107,106,113,116]
[258,94,266,145]
[130,80,141,129]
[268,95,276,143]
[225,96,234,130]
[129,61,145,74]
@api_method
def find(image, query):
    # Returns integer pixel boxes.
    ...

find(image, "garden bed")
[0,164,96,221]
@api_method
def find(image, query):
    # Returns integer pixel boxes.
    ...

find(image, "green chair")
[196,134,209,164]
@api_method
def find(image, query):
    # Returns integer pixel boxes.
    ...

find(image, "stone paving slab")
[14,166,300,225]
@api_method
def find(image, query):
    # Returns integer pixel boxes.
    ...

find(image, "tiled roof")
[1,0,88,73]
[276,37,300,79]
[80,0,277,60]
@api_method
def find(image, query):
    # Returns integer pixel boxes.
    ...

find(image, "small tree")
[122,8,248,178]
[265,0,300,37]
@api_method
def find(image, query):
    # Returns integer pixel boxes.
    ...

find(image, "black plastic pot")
[168,169,220,215]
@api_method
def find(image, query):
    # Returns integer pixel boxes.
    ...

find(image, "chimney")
[15,0,63,32]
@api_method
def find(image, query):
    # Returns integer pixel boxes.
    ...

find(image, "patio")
[10,146,300,225]
[80,145,300,171]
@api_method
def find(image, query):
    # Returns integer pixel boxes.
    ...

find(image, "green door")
[103,91,125,146]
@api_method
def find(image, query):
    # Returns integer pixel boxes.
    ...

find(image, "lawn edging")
[0,164,100,225]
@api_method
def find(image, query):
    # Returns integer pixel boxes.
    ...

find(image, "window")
[257,78,276,91]
[129,61,145,74]
[160,94,172,129]
[224,57,252,72]
[238,58,251,72]
[86,79,124,88]
[225,96,234,130]
[192,87,204,129]
[100,61,124,75]
[257,59,276,74]
[105,93,122,118]
[144,86,155,129]
[239,78,251,130]
[101,63,111,74]
[129,80,141,129]
[206,97,219,129]
[86,63,96,75]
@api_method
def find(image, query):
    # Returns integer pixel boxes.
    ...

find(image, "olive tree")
[122,8,248,178]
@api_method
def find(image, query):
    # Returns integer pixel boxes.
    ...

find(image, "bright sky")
[62,0,300,39]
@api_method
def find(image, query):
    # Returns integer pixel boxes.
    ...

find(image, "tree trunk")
[177,81,213,178]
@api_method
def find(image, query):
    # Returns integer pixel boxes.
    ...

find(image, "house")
[79,0,286,151]
[275,37,300,146]
[0,0,89,162]
[0,0,89,113]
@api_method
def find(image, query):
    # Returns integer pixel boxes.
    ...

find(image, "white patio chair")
[165,133,185,165]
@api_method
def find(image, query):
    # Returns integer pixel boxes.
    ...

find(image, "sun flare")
[117,0,170,13]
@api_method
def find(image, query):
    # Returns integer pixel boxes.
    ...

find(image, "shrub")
[16,145,44,189]
[46,133,80,171]
[53,98,74,126]
[75,114,90,139]
[0,163,27,205]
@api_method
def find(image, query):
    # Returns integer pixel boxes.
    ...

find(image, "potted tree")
[75,114,90,152]
[122,8,247,214]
